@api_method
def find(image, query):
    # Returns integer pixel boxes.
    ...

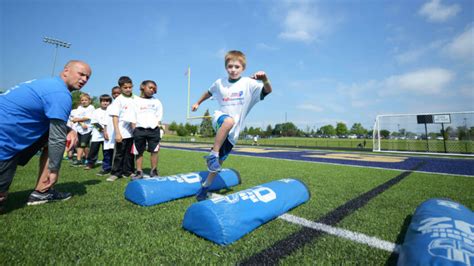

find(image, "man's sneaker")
[106,175,120,182]
[84,165,93,170]
[196,186,210,201]
[132,171,144,180]
[150,168,159,178]
[204,155,221,172]
[27,189,72,206]
[96,170,111,176]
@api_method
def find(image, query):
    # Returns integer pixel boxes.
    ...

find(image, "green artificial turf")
[1,148,472,264]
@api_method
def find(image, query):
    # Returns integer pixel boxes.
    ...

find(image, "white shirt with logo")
[131,96,163,129]
[208,77,264,145]
[107,94,135,139]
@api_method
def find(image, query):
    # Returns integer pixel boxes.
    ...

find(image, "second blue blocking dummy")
[182,178,310,245]
[124,169,240,206]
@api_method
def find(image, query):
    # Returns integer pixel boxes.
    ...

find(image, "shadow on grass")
[3,179,101,214]
[385,214,412,266]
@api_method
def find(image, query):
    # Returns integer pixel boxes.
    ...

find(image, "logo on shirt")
[223,90,244,102]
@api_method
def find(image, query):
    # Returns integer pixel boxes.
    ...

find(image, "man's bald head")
[60,60,92,91]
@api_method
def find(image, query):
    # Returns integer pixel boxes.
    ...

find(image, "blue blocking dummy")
[182,178,310,245]
[398,198,474,266]
[124,169,240,206]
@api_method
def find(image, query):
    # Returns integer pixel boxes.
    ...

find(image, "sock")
[209,151,219,157]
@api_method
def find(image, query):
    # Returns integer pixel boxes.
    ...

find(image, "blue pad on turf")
[124,169,240,206]
[398,198,474,266]
[182,178,310,245]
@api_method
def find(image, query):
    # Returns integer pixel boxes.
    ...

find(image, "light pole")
[43,37,71,76]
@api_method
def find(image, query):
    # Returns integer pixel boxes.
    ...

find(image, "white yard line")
[278,213,400,253]
[208,191,400,253]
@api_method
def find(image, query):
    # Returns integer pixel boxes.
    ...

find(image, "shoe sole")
[27,196,72,206]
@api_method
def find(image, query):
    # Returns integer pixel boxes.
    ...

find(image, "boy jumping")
[191,50,272,201]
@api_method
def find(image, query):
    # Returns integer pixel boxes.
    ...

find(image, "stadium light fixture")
[43,37,71,76]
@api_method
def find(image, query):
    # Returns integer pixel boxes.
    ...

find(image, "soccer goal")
[373,111,474,156]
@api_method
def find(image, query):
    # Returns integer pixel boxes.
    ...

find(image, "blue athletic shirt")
[0,77,72,160]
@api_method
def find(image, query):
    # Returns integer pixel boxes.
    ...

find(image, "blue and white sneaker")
[196,186,210,201]
[204,154,221,172]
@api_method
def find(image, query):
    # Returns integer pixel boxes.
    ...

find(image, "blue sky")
[1,0,473,131]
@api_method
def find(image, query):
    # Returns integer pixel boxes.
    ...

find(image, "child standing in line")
[107,77,136,181]
[85,94,112,170]
[191,50,272,201]
[98,86,121,176]
[130,80,163,179]
[72,93,95,167]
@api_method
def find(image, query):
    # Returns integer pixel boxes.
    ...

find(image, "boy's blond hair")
[225,50,246,70]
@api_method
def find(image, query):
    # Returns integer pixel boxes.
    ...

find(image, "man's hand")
[192,103,199,112]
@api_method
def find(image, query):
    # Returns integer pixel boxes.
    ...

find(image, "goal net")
[373,111,474,156]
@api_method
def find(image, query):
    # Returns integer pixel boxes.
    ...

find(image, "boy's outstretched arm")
[192,91,212,112]
[251,71,272,95]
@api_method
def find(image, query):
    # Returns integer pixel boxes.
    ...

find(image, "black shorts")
[133,127,161,155]
[0,131,48,192]
[77,132,92,148]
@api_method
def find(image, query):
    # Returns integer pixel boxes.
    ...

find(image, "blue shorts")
[216,115,234,161]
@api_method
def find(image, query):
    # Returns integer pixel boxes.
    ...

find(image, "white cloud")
[395,49,426,64]
[278,5,327,43]
[256,43,279,51]
[394,40,445,64]
[445,26,474,60]
[381,68,454,95]
[418,0,460,23]
[297,103,324,112]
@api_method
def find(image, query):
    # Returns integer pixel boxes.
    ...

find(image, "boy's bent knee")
[223,117,235,127]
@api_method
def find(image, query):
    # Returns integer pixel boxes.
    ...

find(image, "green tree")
[185,123,198,135]
[72,91,82,109]
[335,122,348,137]
[176,123,189,136]
[350,123,367,136]
[199,109,214,137]
[168,121,178,132]
[265,125,273,137]
[273,122,298,137]
[320,124,336,136]
[380,129,390,139]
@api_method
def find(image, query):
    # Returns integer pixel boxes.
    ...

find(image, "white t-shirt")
[90,108,107,142]
[67,109,78,130]
[107,94,136,139]
[103,106,115,150]
[74,105,95,134]
[208,77,264,145]
[131,97,163,129]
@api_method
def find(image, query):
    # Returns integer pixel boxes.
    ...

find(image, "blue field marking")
[161,144,474,177]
